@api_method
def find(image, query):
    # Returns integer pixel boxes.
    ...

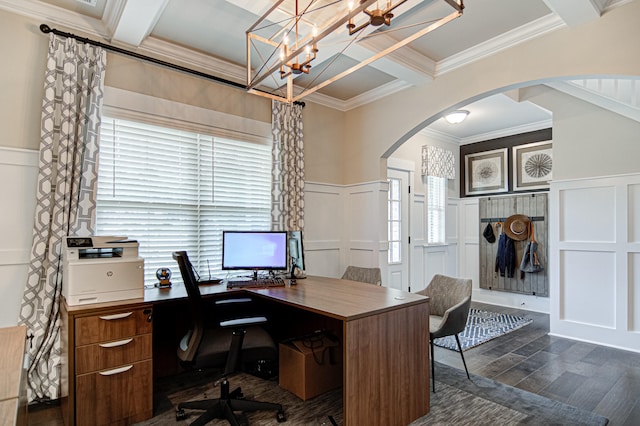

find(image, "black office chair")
[172,251,286,425]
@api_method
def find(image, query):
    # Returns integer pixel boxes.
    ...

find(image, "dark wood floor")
[435,302,640,425]
[28,301,640,425]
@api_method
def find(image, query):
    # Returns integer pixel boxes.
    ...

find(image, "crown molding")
[0,0,110,38]
[418,127,461,145]
[436,13,566,76]
[458,119,553,145]
[139,37,247,85]
[305,79,413,111]
[603,0,634,12]
[101,0,126,40]
[0,0,248,88]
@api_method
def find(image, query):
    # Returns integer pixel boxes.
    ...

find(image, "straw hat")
[504,214,530,241]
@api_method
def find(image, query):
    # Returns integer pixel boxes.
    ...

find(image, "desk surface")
[63,276,430,426]
[0,325,27,426]
[143,275,427,320]
[0,326,26,402]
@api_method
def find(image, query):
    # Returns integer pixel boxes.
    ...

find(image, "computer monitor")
[222,231,288,280]
[288,230,305,279]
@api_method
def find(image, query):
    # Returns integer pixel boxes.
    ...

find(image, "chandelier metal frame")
[246,0,464,103]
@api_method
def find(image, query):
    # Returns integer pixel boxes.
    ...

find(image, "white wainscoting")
[410,192,426,292]
[304,180,389,281]
[550,173,640,353]
[0,147,38,327]
[303,182,344,278]
[305,179,461,292]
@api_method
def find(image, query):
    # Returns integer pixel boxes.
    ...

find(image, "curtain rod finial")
[40,24,52,33]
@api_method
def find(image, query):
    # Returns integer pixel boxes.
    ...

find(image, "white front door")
[387,167,410,291]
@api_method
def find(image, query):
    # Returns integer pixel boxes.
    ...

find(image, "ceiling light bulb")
[445,110,469,124]
[348,0,354,11]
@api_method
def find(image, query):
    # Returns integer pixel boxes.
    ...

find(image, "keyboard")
[227,277,286,289]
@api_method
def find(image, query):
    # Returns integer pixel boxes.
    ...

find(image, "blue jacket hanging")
[495,232,517,278]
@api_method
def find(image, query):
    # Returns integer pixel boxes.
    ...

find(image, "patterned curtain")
[18,34,106,402]
[271,100,305,232]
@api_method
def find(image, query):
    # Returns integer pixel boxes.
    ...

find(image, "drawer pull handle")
[99,338,133,348]
[99,312,133,321]
[99,365,133,376]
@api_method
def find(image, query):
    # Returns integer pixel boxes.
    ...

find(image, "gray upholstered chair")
[417,274,472,392]
[341,266,382,285]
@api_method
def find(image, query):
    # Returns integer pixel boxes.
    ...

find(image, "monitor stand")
[290,265,306,279]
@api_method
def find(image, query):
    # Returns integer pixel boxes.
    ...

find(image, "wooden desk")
[248,277,431,426]
[63,276,430,426]
[0,326,28,426]
[147,276,431,426]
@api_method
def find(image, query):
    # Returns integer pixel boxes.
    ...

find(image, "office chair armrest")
[215,298,253,305]
[432,297,471,339]
[220,316,268,328]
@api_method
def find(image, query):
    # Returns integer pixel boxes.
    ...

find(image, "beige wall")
[524,85,640,180]
[0,12,48,150]
[343,0,640,184]
[301,102,346,184]
[0,9,347,187]
[5,1,639,184]
[105,54,271,124]
[390,132,460,198]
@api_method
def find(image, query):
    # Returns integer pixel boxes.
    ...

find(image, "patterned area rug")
[434,309,533,351]
[135,363,608,426]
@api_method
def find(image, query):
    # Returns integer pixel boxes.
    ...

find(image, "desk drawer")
[75,333,152,375]
[76,359,152,426]
[75,307,152,346]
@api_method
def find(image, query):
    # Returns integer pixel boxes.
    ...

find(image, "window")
[388,177,401,263]
[427,176,446,245]
[95,117,272,283]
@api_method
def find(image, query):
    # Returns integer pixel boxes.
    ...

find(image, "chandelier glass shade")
[246,0,464,103]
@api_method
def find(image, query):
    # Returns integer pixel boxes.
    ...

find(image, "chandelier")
[347,0,409,35]
[246,0,464,103]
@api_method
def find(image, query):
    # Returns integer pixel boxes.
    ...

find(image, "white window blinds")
[96,117,272,283]
[427,176,446,245]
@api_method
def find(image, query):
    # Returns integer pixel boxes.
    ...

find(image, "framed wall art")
[513,141,552,191]
[465,148,508,196]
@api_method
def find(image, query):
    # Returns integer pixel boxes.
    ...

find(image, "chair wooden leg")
[430,338,435,392]
[454,334,470,380]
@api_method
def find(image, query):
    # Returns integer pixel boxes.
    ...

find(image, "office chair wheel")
[276,410,286,422]
[175,408,187,421]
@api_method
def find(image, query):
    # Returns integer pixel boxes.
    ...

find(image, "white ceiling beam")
[542,0,602,26]
[340,42,434,85]
[109,0,169,47]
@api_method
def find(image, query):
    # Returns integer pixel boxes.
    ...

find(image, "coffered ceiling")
[2,0,636,142]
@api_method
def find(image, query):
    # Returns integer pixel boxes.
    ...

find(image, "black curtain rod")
[39,24,305,107]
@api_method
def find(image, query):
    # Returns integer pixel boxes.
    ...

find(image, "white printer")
[62,236,144,306]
